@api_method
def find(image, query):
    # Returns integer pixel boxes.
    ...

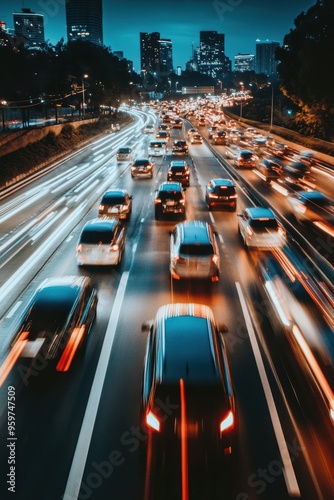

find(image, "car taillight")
[98,204,104,212]
[229,194,237,199]
[180,199,185,205]
[220,410,234,432]
[110,244,119,251]
[76,244,82,253]
[155,198,162,204]
[211,254,219,265]
[146,410,160,431]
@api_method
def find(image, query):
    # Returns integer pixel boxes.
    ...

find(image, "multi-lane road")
[0,106,333,500]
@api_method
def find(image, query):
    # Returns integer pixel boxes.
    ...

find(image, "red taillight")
[76,244,82,253]
[155,198,162,204]
[220,410,234,432]
[146,410,160,431]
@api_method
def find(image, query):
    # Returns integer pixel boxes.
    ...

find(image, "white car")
[238,207,286,249]
[144,123,155,133]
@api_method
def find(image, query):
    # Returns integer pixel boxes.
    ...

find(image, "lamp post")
[176,81,179,93]
[270,83,274,132]
[239,81,244,120]
[82,74,88,118]
[1,100,7,132]
[168,79,171,92]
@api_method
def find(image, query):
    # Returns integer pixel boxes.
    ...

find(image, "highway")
[0,105,333,500]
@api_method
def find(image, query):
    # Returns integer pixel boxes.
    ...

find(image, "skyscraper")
[140,32,173,77]
[234,53,255,72]
[199,31,230,77]
[13,8,44,48]
[255,39,280,76]
[66,0,103,46]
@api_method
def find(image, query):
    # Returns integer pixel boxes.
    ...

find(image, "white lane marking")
[6,301,22,319]
[235,281,301,497]
[63,271,129,500]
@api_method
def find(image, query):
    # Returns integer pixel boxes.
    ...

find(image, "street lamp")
[82,74,88,118]
[239,81,244,120]
[270,83,274,132]
[1,100,7,132]
[168,79,171,92]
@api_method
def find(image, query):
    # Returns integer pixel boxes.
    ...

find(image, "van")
[149,140,167,157]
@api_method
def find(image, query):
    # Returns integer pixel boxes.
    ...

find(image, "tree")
[276,0,334,139]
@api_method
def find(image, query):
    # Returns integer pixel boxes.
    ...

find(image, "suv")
[98,188,132,220]
[76,218,126,266]
[141,303,236,464]
[287,190,334,226]
[167,160,190,187]
[205,178,237,211]
[172,139,188,155]
[237,207,286,249]
[9,276,97,374]
[130,158,154,179]
[116,147,133,163]
[234,150,257,168]
[154,182,186,220]
[170,220,220,281]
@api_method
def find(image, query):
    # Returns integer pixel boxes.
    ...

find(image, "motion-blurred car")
[98,188,132,220]
[205,178,237,211]
[283,161,312,185]
[234,149,257,168]
[208,126,219,139]
[167,160,190,186]
[172,139,189,155]
[9,276,97,373]
[190,133,203,144]
[140,302,236,464]
[170,220,220,281]
[154,182,186,220]
[287,190,334,227]
[211,130,227,145]
[256,158,284,183]
[172,117,183,128]
[130,158,154,179]
[237,207,286,249]
[187,127,197,138]
[76,218,126,266]
[116,147,133,163]
[144,123,155,133]
[224,144,240,160]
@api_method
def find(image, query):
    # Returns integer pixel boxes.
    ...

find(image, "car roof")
[102,188,128,197]
[174,220,210,243]
[154,303,223,385]
[245,207,276,219]
[170,160,186,167]
[82,218,119,232]
[159,181,183,191]
[118,147,132,153]
[210,178,234,187]
[297,191,328,201]
[134,158,151,163]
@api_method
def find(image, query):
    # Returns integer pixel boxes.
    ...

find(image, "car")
[155,130,169,140]
[140,302,236,465]
[148,140,167,157]
[98,188,132,220]
[187,127,197,138]
[157,123,171,133]
[256,158,284,183]
[8,276,97,374]
[205,178,237,211]
[130,158,154,179]
[167,160,190,186]
[287,190,334,227]
[144,123,155,133]
[224,144,240,159]
[116,147,133,163]
[190,133,203,144]
[237,207,287,249]
[211,130,227,145]
[170,220,220,281]
[234,149,257,168]
[208,126,219,139]
[198,117,206,126]
[154,182,186,220]
[283,160,312,185]
[76,218,126,266]
[111,123,120,131]
[172,117,183,128]
[172,139,189,155]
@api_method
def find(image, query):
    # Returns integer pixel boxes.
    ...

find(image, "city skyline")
[1,0,315,71]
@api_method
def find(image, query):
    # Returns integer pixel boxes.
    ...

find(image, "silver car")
[237,207,286,249]
[170,220,220,281]
[76,218,126,266]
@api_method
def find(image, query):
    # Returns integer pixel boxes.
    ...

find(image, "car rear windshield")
[250,219,278,230]
[241,152,253,159]
[80,229,114,244]
[159,191,182,200]
[101,195,125,204]
[171,166,186,172]
[118,148,130,154]
[179,243,214,256]
[214,186,235,196]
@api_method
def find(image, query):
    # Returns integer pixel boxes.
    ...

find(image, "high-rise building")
[140,32,173,77]
[255,39,280,76]
[199,31,230,77]
[13,8,44,48]
[66,0,103,46]
[234,53,255,72]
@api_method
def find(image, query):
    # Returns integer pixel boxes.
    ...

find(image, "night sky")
[1,0,315,71]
